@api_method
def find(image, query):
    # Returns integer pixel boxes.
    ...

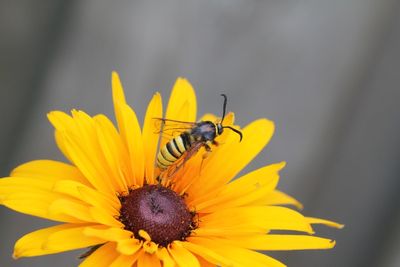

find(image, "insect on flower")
[155,94,243,177]
[0,73,342,266]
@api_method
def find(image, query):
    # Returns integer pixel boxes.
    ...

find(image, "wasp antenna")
[220,94,227,123]
[223,126,243,142]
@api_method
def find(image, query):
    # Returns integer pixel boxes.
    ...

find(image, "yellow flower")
[0,72,342,266]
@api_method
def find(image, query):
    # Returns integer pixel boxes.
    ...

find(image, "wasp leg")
[204,142,212,152]
[212,140,219,146]
[199,144,212,175]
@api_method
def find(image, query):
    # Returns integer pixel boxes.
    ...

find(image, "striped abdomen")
[157,132,194,170]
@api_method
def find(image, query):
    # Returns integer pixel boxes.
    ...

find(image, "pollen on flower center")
[119,184,196,247]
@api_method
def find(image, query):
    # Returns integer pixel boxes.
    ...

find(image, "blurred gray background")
[1,1,400,266]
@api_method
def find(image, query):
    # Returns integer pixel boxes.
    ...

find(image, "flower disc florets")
[119,184,196,247]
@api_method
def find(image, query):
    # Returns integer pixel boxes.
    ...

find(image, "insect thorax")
[190,121,217,141]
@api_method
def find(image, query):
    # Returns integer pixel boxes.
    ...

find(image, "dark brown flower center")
[119,184,196,247]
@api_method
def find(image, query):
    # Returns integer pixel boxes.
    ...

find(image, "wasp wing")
[153,118,197,138]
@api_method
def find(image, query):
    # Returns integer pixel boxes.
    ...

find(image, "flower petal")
[137,252,161,267]
[250,190,303,209]
[48,199,94,222]
[94,114,130,192]
[169,242,200,267]
[142,93,163,184]
[109,253,143,267]
[84,225,133,243]
[52,180,120,214]
[11,160,88,185]
[116,239,142,255]
[306,217,344,229]
[73,110,124,190]
[160,77,197,149]
[44,225,104,251]
[110,250,143,267]
[47,194,121,227]
[0,179,81,223]
[215,235,336,250]
[54,130,74,162]
[111,71,127,105]
[198,206,313,234]
[179,241,233,267]
[188,237,286,267]
[188,119,274,198]
[112,72,145,186]
[0,177,54,194]
[191,162,285,212]
[79,242,119,267]
[165,77,197,123]
[121,104,145,186]
[14,223,101,258]
[46,110,76,161]
[48,111,116,196]
[196,255,217,267]
[89,206,123,227]
[156,247,175,267]
[84,226,144,256]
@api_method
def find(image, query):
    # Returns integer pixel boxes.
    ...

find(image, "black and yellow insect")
[155,94,243,175]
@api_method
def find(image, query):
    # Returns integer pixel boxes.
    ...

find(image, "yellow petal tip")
[46,110,68,128]
[277,161,287,170]
[138,230,151,241]
[173,77,195,94]
[336,224,345,229]
[150,92,162,105]
[326,222,344,229]
[307,217,344,229]
[143,241,158,254]
[176,76,188,82]
[46,111,55,117]
[112,71,126,105]
[263,118,275,128]
[12,252,19,260]
[153,91,161,98]
[111,71,120,82]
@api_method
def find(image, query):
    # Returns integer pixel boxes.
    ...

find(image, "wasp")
[155,94,243,176]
